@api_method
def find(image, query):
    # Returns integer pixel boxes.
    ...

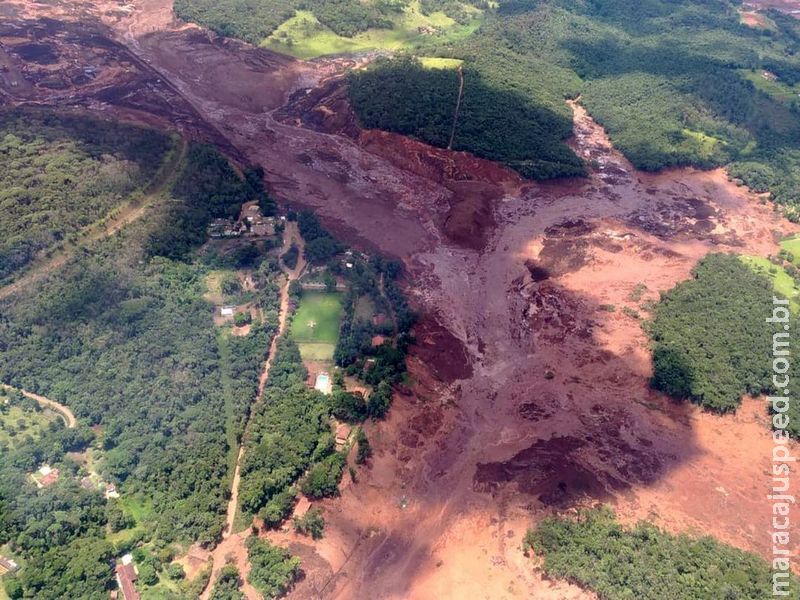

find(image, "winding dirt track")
[0,137,188,301]
[1,383,77,429]
[201,221,306,600]
[2,0,800,598]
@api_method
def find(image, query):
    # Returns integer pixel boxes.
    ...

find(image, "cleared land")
[290,291,344,360]
[263,2,480,59]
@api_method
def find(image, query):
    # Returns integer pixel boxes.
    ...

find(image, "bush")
[246,537,301,598]
[301,453,345,499]
[293,507,325,540]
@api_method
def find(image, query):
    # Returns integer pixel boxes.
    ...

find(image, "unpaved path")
[202,221,306,600]
[0,383,77,429]
[447,66,464,151]
[0,137,188,302]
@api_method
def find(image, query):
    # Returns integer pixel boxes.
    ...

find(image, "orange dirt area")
[743,0,800,17]
[7,1,800,597]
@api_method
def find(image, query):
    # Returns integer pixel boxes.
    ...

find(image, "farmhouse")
[0,556,19,575]
[335,423,352,448]
[33,464,59,488]
[115,558,140,600]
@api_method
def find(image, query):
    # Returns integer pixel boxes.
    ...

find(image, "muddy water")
[5,0,798,596]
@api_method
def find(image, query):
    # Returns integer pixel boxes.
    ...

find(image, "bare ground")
[1,1,799,598]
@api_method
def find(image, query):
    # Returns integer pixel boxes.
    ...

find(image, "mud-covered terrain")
[2,0,798,598]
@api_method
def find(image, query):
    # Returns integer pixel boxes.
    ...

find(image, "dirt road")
[0,137,188,302]
[202,221,306,599]
[1,383,77,429]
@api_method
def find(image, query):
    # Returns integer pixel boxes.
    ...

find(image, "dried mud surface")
[2,1,799,599]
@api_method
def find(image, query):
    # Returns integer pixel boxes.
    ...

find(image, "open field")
[290,291,343,360]
[0,403,56,449]
[263,3,480,59]
[741,255,800,312]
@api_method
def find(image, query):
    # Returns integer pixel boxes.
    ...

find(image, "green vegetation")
[344,0,800,200]
[209,565,244,600]
[648,254,774,412]
[174,0,482,59]
[648,253,800,437]
[0,392,57,451]
[238,337,341,517]
[349,57,585,179]
[290,291,344,360]
[293,506,325,540]
[0,108,174,282]
[245,537,301,598]
[0,139,276,598]
[525,506,797,599]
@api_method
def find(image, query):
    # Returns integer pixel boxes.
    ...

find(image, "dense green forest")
[0,109,174,282]
[238,336,339,518]
[245,537,302,598]
[347,0,800,196]
[0,141,275,598]
[647,253,800,436]
[349,57,585,179]
[525,506,797,599]
[173,0,403,43]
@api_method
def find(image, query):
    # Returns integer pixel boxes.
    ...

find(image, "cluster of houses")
[207,201,279,239]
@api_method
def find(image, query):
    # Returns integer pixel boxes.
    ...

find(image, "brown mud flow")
[1,1,798,598]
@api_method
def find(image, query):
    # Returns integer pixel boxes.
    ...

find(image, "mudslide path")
[0,383,77,429]
[201,221,306,600]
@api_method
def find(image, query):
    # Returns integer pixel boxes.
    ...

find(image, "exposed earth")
[2,1,799,599]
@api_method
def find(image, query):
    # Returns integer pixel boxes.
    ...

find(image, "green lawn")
[740,255,800,312]
[291,292,343,360]
[780,235,800,266]
[418,56,464,70]
[263,2,481,59]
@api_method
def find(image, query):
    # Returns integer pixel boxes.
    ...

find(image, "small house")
[335,423,352,447]
[0,556,19,575]
[220,306,235,317]
[115,561,140,600]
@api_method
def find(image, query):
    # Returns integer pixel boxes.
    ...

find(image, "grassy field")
[263,2,481,59]
[291,291,343,360]
[418,56,464,70]
[740,69,800,105]
[740,255,800,312]
[354,295,376,322]
[0,401,56,449]
[780,235,800,265]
